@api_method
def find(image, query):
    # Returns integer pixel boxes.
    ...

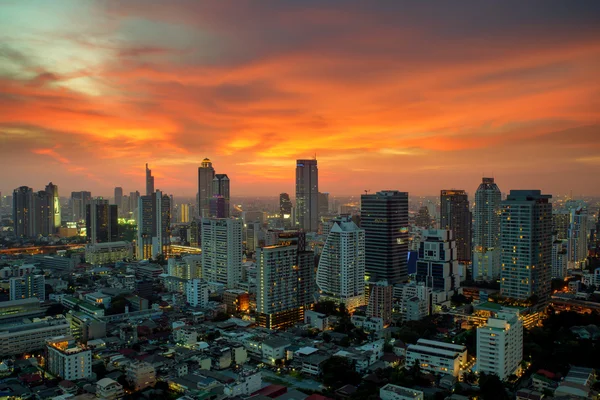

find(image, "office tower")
[440,190,472,263]
[245,221,261,252]
[86,198,118,243]
[415,206,432,228]
[296,159,319,232]
[145,163,154,196]
[366,280,393,326]
[209,195,229,218]
[179,203,190,223]
[129,191,140,219]
[395,283,432,322]
[552,211,570,240]
[476,310,523,380]
[567,203,589,269]
[415,229,460,302]
[552,234,568,279]
[360,190,409,285]
[114,187,123,209]
[186,279,209,308]
[136,190,171,260]
[10,274,45,301]
[473,177,502,280]
[316,215,366,311]
[201,218,243,287]
[279,193,292,218]
[45,182,61,232]
[13,186,33,238]
[46,336,92,380]
[256,243,314,329]
[318,192,329,217]
[71,191,92,222]
[198,158,215,218]
[500,190,552,304]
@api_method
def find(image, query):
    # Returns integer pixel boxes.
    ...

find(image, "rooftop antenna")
[364,190,370,195]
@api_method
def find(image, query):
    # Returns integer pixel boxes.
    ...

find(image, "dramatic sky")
[1,1,599,198]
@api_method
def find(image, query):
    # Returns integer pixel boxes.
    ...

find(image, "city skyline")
[1,2,600,196]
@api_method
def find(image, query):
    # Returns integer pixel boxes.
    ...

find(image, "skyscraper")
[295,159,318,232]
[198,158,215,218]
[500,190,552,305]
[211,174,230,217]
[473,178,502,280]
[13,186,33,238]
[136,190,171,260]
[360,190,409,285]
[318,192,329,217]
[440,190,472,263]
[145,163,154,196]
[86,198,118,243]
[179,204,190,223]
[316,215,366,311]
[201,218,243,287]
[415,229,461,301]
[279,193,292,218]
[129,191,140,219]
[566,202,589,269]
[114,187,123,210]
[415,206,432,228]
[476,310,523,380]
[71,191,92,222]
[257,243,314,330]
[45,182,61,232]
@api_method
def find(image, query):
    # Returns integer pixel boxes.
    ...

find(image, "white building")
[85,241,133,265]
[9,274,45,301]
[567,204,589,269]
[316,215,366,311]
[552,236,568,279]
[476,310,523,380]
[201,218,243,287]
[96,377,124,400]
[168,255,202,280]
[223,369,262,398]
[262,338,290,365]
[0,316,70,357]
[186,279,209,308]
[415,229,460,305]
[304,310,329,331]
[126,361,156,391]
[46,336,92,380]
[351,315,384,332]
[84,292,112,309]
[472,177,502,281]
[380,384,424,400]
[405,339,467,377]
[394,283,431,322]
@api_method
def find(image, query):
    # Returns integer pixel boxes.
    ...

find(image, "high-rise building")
[13,186,33,238]
[209,195,229,218]
[360,190,409,285]
[552,234,568,279]
[552,211,570,240]
[256,243,314,330]
[476,310,523,380]
[473,178,502,280]
[86,198,118,243]
[567,203,589,269]
[296,159,319,232]
[129,191,140,219]
[318,192,329,217]
[279,193,292,219]
[201,218,243,287]
[45,182,61,232]
[114,187,123,210]
[145,164,154,196]
[10,274,45,301]
[500,190,552,304]
[198,158,215,218]
[136,190,171,260]
[440,190,472,263]
[415,229,460,302]
[366,281,393,326]
[71,191,92,222]
[415,206,432,228]
[316,216,366,311]
[46,335,92,380]
[179,203,190,223]
[186,279,209,308]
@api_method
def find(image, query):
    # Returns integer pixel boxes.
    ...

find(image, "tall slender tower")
[473,178,502,280]
[440,190,472,263]
[114,187,123,209]
[500,190,552,305]
[13,186,34,238]
[295,159,318,232]
[145,164,154,196]
[136,190,171,260]
[566,202,589,269]
[45,182,61,232]
[211,174,230,217]
[86,198,118,243]
[198,158,215,218]
[360,190,409,284]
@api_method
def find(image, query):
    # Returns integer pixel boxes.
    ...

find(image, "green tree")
[479,373,509,400]
[321,356,361,387]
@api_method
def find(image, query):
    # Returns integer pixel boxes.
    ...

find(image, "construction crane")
[364,190,370,195]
